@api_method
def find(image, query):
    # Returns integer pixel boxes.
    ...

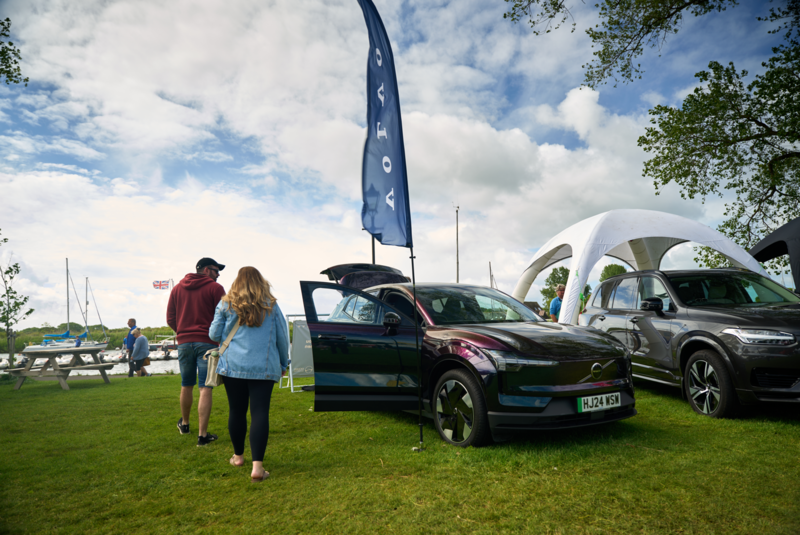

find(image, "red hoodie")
[167,274,226,345]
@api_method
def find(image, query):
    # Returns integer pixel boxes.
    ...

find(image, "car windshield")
[416,286,540,325]
[668,272,800,307]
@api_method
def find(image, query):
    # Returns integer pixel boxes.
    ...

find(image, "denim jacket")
[209,300,289,381]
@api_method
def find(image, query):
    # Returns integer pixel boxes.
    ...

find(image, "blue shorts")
[178,342,218,388]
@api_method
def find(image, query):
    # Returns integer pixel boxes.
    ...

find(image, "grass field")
[0,375,798,534]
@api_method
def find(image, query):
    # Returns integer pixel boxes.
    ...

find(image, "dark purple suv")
[300,277,636,447]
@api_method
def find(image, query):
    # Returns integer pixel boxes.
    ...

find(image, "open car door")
[299,281,419,412]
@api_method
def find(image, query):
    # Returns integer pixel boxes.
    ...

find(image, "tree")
[599,264,628,282]
[503,0,737,88]
[506,1,799,273]
[1,18,28,86]
[540,266,591,312]
[639,3,799,272]
[1,230,34,361]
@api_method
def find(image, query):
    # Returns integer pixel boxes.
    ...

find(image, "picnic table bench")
[10,346,114,391]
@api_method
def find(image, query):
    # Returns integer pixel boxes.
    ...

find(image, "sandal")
[230,456,244,467]
[251,470,269,483]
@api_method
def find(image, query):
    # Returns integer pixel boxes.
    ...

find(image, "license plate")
[577,392,621,413]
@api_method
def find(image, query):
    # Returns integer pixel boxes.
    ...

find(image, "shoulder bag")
[204,317,240,387]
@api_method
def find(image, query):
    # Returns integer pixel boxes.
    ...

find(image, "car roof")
[601,267,757,283]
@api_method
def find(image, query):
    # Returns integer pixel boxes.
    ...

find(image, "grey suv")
[580,269,800,417]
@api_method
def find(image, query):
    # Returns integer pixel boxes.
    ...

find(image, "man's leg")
[198,387,213,437]
[177,343,199,432]
[180,385,193,423]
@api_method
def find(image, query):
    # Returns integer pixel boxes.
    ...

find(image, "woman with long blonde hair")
[209,266,289,482]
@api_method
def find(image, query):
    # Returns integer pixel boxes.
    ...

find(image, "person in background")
[550,284,566,323]
[74,336,81,348]
[209,266,288,482]
[130,328,151,377]
[125,318,138,377]
[167,257,226,447]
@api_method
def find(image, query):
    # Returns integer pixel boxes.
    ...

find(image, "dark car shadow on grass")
[634,378,800,425]
[376,406,666,451]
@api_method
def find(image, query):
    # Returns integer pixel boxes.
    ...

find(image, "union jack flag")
[153,280,170,289]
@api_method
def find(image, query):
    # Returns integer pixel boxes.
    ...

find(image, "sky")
[0,0,788,331]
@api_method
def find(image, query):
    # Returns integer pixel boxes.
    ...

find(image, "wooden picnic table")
[9,346,114,391]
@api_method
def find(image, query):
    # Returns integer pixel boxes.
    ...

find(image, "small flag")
[153,280,170,289]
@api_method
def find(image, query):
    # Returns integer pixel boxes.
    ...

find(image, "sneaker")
[177,418,190,435]
[197,433,218,447]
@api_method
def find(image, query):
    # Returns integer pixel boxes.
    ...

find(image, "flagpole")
[410,247,424,451]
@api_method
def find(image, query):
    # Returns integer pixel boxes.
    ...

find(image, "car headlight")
[484,349,558,372]
[721,328,796,346]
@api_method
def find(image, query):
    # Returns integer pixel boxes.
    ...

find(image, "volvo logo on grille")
[591,363,603,380]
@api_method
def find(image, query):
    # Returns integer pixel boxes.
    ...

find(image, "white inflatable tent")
[511,209,770,325]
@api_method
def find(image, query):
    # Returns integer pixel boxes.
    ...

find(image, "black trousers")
[223,377,275,462]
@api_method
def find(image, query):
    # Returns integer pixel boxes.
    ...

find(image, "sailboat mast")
[85,277,90,337]
[66,258,69,333]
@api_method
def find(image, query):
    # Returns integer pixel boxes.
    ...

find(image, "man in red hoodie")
[167,258,227,447]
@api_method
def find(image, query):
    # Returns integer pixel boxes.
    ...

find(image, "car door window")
[312,287,380,325]
[592,282,615,308]
[384,293,422,324]
[612,278,638,310]
[638,277,672,310]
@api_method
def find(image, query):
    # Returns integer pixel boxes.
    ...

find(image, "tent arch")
[512,209,769,325]
[749,217,800,290]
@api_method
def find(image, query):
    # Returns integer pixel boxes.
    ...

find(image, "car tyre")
[684,350,738,418]
[433,369,491,447]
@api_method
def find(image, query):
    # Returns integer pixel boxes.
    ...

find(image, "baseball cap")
[196,258,225,271]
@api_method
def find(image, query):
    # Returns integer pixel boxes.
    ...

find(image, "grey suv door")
[626,276,680,385]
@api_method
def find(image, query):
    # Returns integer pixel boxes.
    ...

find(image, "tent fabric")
[512,209,770,325]
[749,217,800,290]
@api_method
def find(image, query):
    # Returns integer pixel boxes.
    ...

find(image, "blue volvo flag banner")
[357,0,413,248]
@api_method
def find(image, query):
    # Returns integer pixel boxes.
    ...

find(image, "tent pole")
[410,247,424,451]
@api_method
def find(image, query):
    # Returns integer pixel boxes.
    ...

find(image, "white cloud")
[0,0,771,331]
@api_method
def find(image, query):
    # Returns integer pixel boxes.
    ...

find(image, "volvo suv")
[580,268,800,417]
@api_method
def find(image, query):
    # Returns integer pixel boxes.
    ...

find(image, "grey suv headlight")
[721,328,796,346]
[484,349,558,372]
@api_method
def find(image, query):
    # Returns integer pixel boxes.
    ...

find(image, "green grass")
[0,377,798,534]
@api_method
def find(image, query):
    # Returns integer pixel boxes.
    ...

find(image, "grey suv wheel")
[684,350,738,418]
[433,369,491,447]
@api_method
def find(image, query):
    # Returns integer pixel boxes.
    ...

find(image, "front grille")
[751,368,800,389]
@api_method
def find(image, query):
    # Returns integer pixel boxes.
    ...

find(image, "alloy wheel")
[687,359,721,414]
[436,379,474,444]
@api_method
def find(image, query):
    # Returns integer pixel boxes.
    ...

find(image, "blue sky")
[0,0,787,330]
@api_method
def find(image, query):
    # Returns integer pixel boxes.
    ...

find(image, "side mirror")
[640,297,663,312]
[383,312,401,329]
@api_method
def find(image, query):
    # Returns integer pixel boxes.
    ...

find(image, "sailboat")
[24,259,109,353]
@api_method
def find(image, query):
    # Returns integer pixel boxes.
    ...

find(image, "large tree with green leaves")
[1,18,28,86]
[505,1,799,274]
[599,264,628,282]
[639,4,799,271]
[1,230,34,360]
[503,0,739,88]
